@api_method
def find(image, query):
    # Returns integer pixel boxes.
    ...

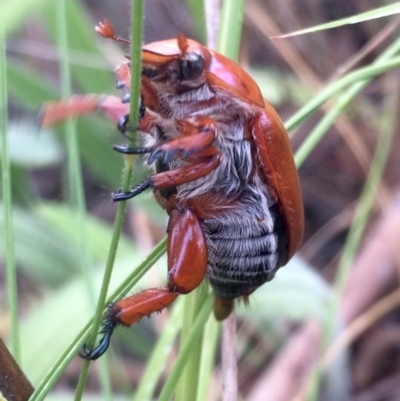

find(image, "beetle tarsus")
[117,115,130,133]
[112,181,151,201]
[148,147,179,165]
[122,93,130,104]
[117,102,145,134]
[113,144,151,155]
[80,320,117,361]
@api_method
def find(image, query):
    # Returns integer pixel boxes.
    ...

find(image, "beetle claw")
[112,181,151,201]
[117,115,131,133]
[117,102,145,134]
[80,320,116,361]
[148,147,179,165]
[122,93,131,104]
[113,144,151,155]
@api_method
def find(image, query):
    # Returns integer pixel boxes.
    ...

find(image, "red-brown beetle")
[41,21,304,360]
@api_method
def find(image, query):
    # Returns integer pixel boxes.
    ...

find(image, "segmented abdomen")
[203,201,287,299]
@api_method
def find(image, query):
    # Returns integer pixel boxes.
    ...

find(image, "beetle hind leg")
[80,312,117,360]
[80,208,208,360]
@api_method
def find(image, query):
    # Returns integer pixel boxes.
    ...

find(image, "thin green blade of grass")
[56,0,95,303]
[132,299,184,401]
[195,316,220,401]
[218,0,246,61]
[127,0,144,147]
[0,26,20,363]
[73,124,131,400]
[277,2,400,38]
[285,55,400,134]
[158,294,214,401]
[74,2,144,396]
[175,282,209,400]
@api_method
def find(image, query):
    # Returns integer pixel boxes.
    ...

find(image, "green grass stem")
[286,55,400,135]
[158,294,214,401]
[132,299,184,401]
[0,23,20,363]
[73,2,144,399]
[218,0,246,61]
[195,316,220,401]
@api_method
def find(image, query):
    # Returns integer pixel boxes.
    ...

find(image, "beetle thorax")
[144,83,273,211]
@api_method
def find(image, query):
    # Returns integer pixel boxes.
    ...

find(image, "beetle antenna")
[96,20,131,45]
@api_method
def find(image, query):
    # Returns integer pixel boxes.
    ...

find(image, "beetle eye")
[179,54,204,81]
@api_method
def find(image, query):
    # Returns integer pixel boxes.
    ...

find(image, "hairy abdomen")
[203,201,287,299]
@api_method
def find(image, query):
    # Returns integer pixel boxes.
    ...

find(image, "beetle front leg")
[80,208,208,360]
[113,116,220,201]
[40,95,120,127]
[112,149,220,201]
[40,94,149,133]
[114,115,217,162]
[148,116,217,164]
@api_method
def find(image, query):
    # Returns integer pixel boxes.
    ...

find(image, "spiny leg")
[114,115,217,161]
[80,208,208,360]
[112,151,220,201]
[112,116,219,201]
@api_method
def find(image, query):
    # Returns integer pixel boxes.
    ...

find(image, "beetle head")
[141,35,211,94]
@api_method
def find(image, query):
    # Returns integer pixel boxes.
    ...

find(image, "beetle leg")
[40,95,131,129]
[40,94,150,134]
[112,148,220,201]
[114,116,217,162]
[148,125,216,164]
[81,208,207,360]
[113,144,151,155]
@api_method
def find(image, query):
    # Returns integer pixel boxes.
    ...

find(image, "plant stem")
[0,22,20,363]
[74,1,144,399]
[218,0,246,61]
[158,294,214,401]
